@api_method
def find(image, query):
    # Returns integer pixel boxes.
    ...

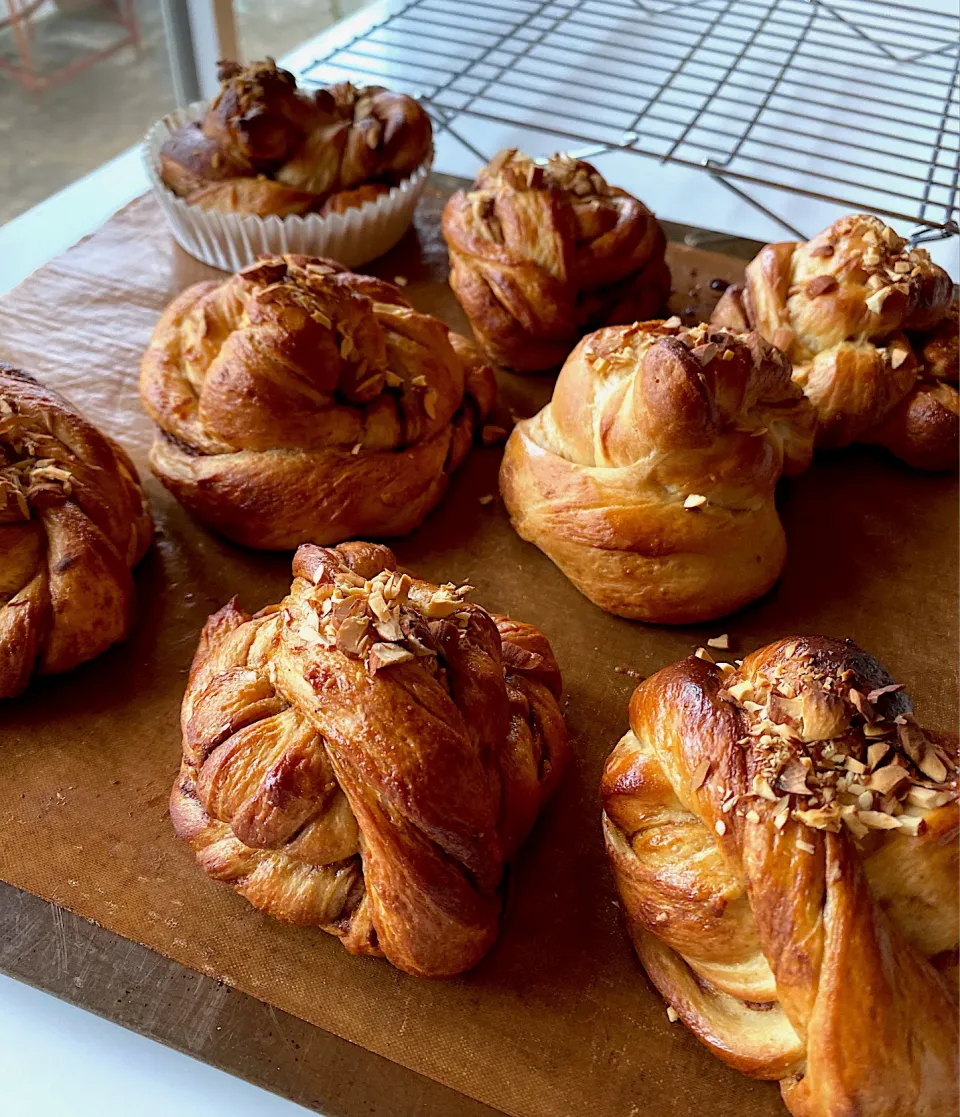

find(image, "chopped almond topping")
[868,764,910,796]
[858,810,901,831]
[481,424,508,446]
[689,758,711,791]
[368,642,415,672]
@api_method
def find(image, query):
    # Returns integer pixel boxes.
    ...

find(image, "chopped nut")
[745,809,761,823]
[898,718,928,766]
[857,809,901,831]
[683,493,707,509]
[767,693,803,725]
[335,614,370,656]
[393,275,408,287]
[778,758,813,796]
[689,758,711,791]
[895,814,925,836]
[666,1006,679,1023]
[478,494,495,506]
[868,764,910,796]
[794,804,841,832]
[865,287,890,314]
[866,742,890,769]
[844,756,867,775]
[893,261,911,274]
[889,348,909,370]
[350,442,362,456]
[841,806,868,839]
[906,787,951,810]
[726,679,754,703]
[368,642,415,672]
[706,634,730,650]
[655,911,668,923]
[423,584,470,619]
[918,748,948,783]
[796,840,816,855]
[423,390,438,420]
[806,275,838,297]
[868,684,905,703]
[863,723,891,738]
[714,819,726,836]
[481,424,508,446]
[752,773,782,807]
[663,316,682,328]
[799,689,848,742]
[695,647,715,663]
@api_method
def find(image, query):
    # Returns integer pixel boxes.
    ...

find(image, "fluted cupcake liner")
[142,101,432,272]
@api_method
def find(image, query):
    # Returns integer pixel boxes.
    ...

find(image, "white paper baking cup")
[142,101,433,271]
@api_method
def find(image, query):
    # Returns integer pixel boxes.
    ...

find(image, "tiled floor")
[0,0,373,226]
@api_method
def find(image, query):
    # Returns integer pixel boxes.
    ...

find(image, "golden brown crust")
[319,182,391,217]
[441,149,671,372]
[0,365,153,698]
[140,254,496,549]
[170,542,568,978]
[602,636,959,1115]
[498,320,816,621]
[710,215,957,470]
[159,61,432,217]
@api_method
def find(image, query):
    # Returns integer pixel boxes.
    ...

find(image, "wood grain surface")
[0,178,955,1117]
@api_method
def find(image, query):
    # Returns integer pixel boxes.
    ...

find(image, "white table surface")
[0,3,957,1115]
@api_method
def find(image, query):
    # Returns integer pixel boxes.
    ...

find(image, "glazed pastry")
[442,149,671,372]
[160,59,432,217]
[602,635,958,1117]
[711,214,957,470]
[499,320,815,622]
[0,365,152,698]
[140,254,496,549]
[171,541,568,978]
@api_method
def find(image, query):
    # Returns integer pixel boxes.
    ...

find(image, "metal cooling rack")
[298,0,960,242]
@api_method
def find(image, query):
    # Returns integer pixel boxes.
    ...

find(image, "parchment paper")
[0,182,955,1117]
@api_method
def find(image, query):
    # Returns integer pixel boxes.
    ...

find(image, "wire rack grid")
[298,0,960,242]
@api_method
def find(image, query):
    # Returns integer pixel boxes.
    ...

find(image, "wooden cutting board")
[0,175,955,1117]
